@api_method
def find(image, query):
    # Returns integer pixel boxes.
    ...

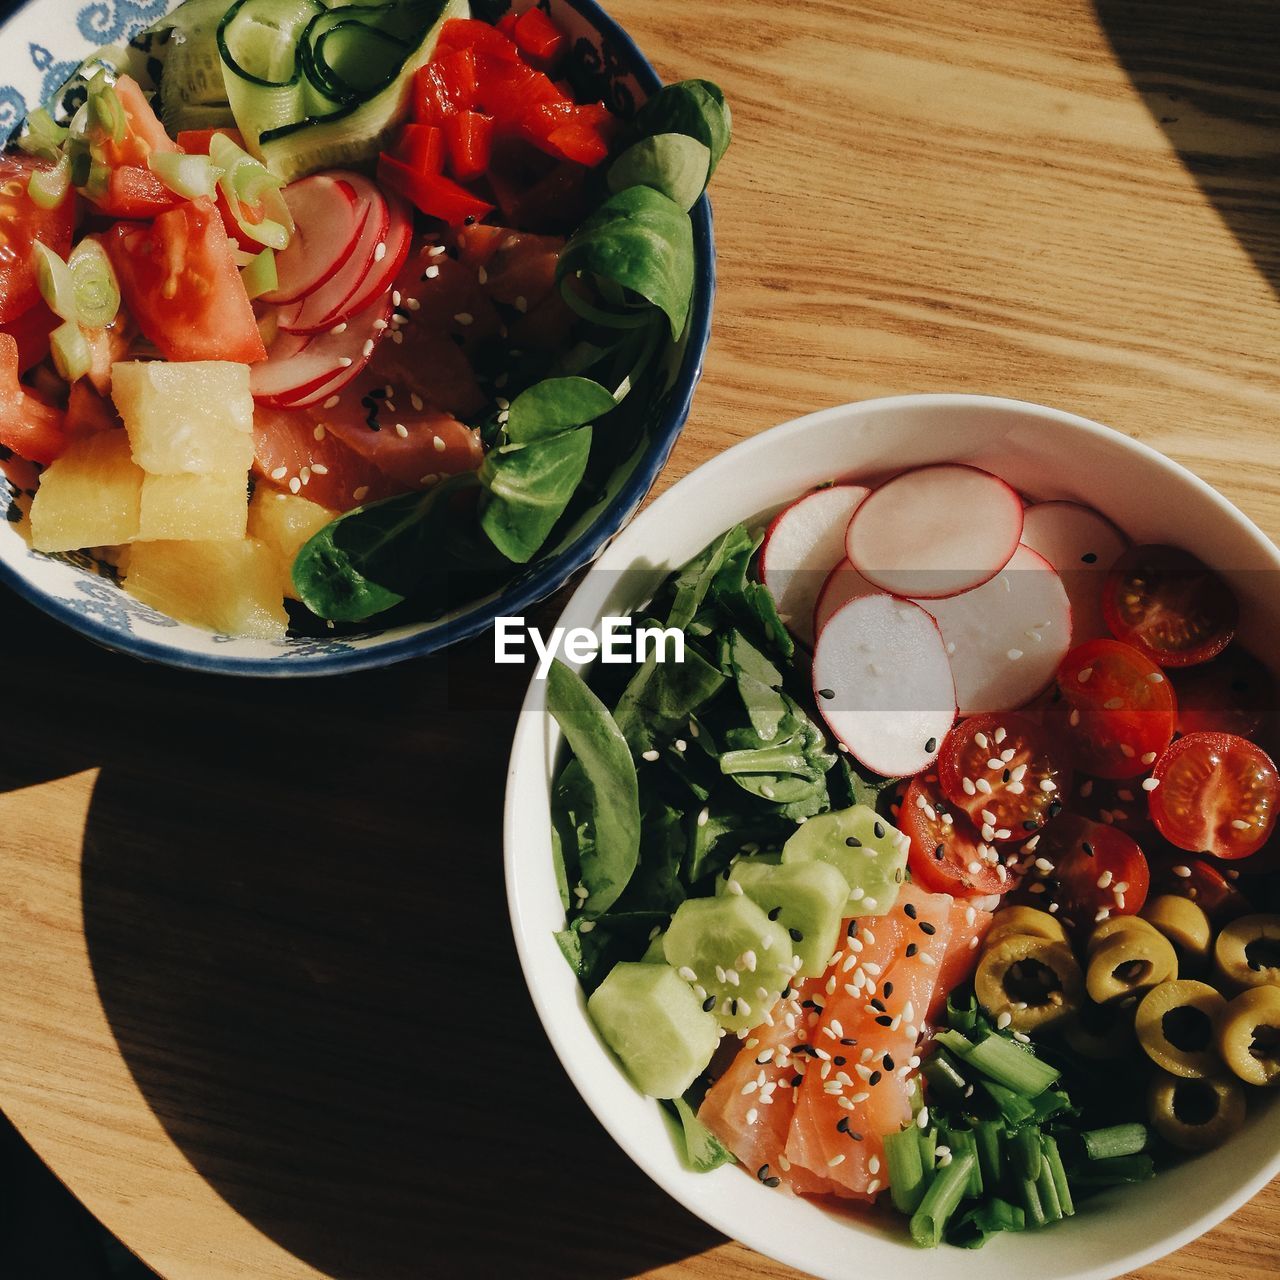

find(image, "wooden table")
[1,0,1278,1276]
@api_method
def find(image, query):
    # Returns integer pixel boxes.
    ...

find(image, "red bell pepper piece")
[414,62,454,125]
[445,111,495,181]
[436,46,480,111]
[377,152,494,227]
[511,7,565,71]
[393,123,445,174]
[542,119,610,166]
[437,17,523,61]
[496,12,519,37]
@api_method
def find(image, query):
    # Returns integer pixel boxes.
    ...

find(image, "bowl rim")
[0,0,717,678]
[504,391,1280,1280]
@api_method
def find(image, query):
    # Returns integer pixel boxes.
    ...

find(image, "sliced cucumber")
[151,0,239,136]
[663,894,794,1033]
[587,962,720,1099]
[719,859,849,977]
[641,930,667,962]
[782,803,908,916]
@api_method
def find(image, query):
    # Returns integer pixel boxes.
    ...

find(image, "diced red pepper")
[496,11,520,37]
[414,62,454,125]
[445,110,495,181]
[480,58,566,125]
[175,126,246,154]
[394,123,446,174]
[377,152,494,227]
[511,7,565,71]
[436,46,480,111]
[542,119,610,166]
[437,17,523,61]
[487,158,588,232]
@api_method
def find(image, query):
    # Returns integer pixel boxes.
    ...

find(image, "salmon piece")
[929,897,994,1021]
[324,409,483,491]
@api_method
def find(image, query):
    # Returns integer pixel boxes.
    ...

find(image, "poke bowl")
[504,393,1280,1280]
[0,0,721,680]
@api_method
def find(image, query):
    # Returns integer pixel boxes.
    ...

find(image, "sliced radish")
[812,594,957,777]
[1020,501,1128,644]
[915,544,1071,716]
[250,289,393,408]
[277,177,390,334]
[760,484,869,646]
[846,464,1023,599]
[326,189,413,323]
[257,174,362,305]
[812,559,877,638]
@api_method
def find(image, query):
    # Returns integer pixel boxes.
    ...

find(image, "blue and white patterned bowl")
[0,0,716,676]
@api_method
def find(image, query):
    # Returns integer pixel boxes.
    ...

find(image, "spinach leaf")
[615,802,687,914]
[557,185,695,339]
[291,472,474,622]
[665,524,756,630]
[669,1096,735,1171]
[613,642,726,752]
[633,79,732,177]
[709,532,794,660]
[555,911,666,993]
[547,660,641,916]
[479,424,593,563]
[723,629,788,741]
[828,753,901,813]
[506,376,617,442]
[685,785,794,884]
[609,133,711,212]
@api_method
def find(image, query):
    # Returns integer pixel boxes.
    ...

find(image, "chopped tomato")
[1045,639,1177,779]
[0,333,67,464]
[83,319,133,398]
[1149,731,1278,859]
[103,200,267,364]
[85,75,183,219]
[0,154,76,325]
[1103,544,1237,668]
[90,165,184,219]
[1028,813,1149,932]
[66,380,121,436]
[511,6,566,71]
[937,712,1072,840]
[0,300,58,373]
[1146,845,1252,924]
[901,774,1013,898]
[104,76,176,166]
[1173,645,1277,741]
[377,153,494,226]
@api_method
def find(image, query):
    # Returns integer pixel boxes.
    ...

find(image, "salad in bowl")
[0,0,724,669]
[505,395,1280,1278]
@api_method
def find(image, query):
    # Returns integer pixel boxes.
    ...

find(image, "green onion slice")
[68,238,121,330]
[50,319,91,382]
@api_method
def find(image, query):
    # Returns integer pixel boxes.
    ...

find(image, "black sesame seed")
[925,736,938,753]
[764,1176,781,1187]
[731,998,739,1016]
[1081,552,1098,564]
[883,981,894,997]
[818,688,835,700]
[919,921,937,935]
[836,1117,850,1133]
[869,1070,882,1086]
[848,1131,864,1141]
[894,867,904,882]
[875,1014,893,1027]
[1002,768,1011,783]
[757,1164,771,1182]
[802,1000,818,1010]
[464,214,476,225]
[846,920,859,937]
[870,998,886,1012]
[703,996,716,1011]
[768,906,783,920]
[883,1053,895,1070]
[840,1037,858,1046]
[791,1074,803,1087]
[1023,819,1039,830]
[722,867,732,880]
[1082,841,1094,857]
[845,836,863,847]
[934,844,945,860]
[1049,800,1064,818]
[834,1055,847,1066]
[904,903,918,919]
[906,943,918,957]
[789,927,804,942]
[874,821,886,839]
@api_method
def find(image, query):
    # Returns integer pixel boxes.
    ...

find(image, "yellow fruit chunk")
[30,430,143,552]
[247,487,338,599]
[112,360,254,476]
[124,539,288,639]
[138,471,249,542]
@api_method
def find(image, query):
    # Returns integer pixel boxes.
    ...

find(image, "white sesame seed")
[1007,649,1023,661]
[374,241,386,262]
[394,422,409,438]
[313,423,327,441]
[288,476,301,494]
[1142,777,1160,792]
[976,778,993,794]
[917,1107,930,1129]
[330,322,348,335]
[373,319,388,331]
[997,1011,1013,1029]
[987,757,1004,771]
[337,356,353,367]
[962,777,977,795]
[868,1155,881,1175]
[312,463,328,475]
[1097,870,1113,889]
[514,295,528,312]
[1078,667,1093,682]
[424,265,440,279]
[975,733,989,749]
[1232,818,1251,830]
[353,486,369,501]
[1040,778,1057,793]
[454,312,473,325]
[641,749,659,762]
[362,338,375,358]
[270,465,288,481]
[1142,751,1158,764]
[1119,743,1135,758]
[697,807,709,828]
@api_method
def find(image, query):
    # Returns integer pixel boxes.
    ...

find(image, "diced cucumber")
[781,804,908,916]
[663,894,794,1033]
[641,930,667,962]
[717,859,849,977]
[587,962,720,1100]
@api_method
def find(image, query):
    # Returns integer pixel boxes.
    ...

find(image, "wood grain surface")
[1,0,1278,1277]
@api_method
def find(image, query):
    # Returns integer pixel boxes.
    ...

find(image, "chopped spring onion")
[955,1197,1025,1249]
[920,1050,968,1103]
[1009,1128,1042,1183]
[17,108,68,162]
[884,1125,929,1215]
[962,1032,1061,1097]
[68,239,120,329]
[1041,1134,1075,1217]
[1020,1176,1047,1229]
[148,151,221,200]
[1081,1123,1148,1161]
[973,1120,1004,1189]
[1070,1153,1156,1187]
[943,1128,983,1197]
[80,160,112,203]
[208,132,293,251]
[85,73,126,145]
[239,246,279,300]
[27,154,72,210]
[909,1151,976,1248]
[49,319,91,382]
[33,242,79,322]
[978,1078,1037,1126]
[1035,1158,1063,1222]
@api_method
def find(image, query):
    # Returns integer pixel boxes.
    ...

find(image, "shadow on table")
[1092,0,1280,299]
[0,595,720,1280]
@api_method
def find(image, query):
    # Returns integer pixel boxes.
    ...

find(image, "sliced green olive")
[1063,998,1138,1060]
[983,906,1068,951]
[975,934,1083,1032]
[1134,980,1226,1078]
[1148,1072,1246,1151]
[1087,928,1178,1004]
[1086,913,1159,958]
[1216,985,1280,1087]
[1141,894,1212,975]
[1214,913,1280,991]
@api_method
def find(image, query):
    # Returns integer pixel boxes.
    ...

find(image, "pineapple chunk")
[124,539,289,639]
[138,471,249,542]
[247,488,338,599]
[112,361,255,476]
[30,430,143,552]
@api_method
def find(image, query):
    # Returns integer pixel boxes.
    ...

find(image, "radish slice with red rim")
[812,559,877,639]
[760,483,869,646]
[1020,500,1128,644]
[322,190,413,326]
[914,544,1071,716]
[846,463,1023,599]
[812,593,957,777]
[257,174,362,305]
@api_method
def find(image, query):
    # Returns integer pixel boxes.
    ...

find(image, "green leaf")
[291,473,473,622]
[557,185,695,339]
[554,911,666,993]
[613,644,726,753]
[506,376,617,443]
[672,1096,735,1171]
[634,79,732,177]
[666,524,755,630]
[609,133,711,212]
[547,661,642,916]
[479,425,593,563]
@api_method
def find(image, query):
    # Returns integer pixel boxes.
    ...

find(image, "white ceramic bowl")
[504,393,1280,1280]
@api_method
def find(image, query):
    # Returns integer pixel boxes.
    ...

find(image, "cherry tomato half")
[1173,644,1277,742]
[1073,775,1158,840]
[1103,544,1237,668]
[901,774,1013,898]
[1045,639,1177,779]
[1149,731,1278,859]
[1145,843,1253,925]
[937,712,1072,839]
[1025,812,1150,931]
